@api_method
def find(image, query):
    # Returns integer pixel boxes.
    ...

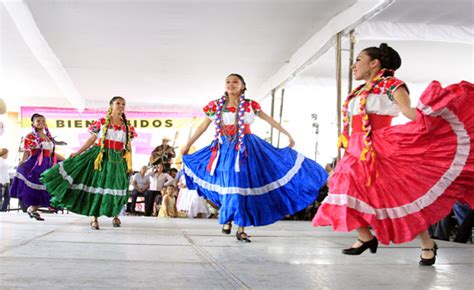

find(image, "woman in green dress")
[41,96,137,229]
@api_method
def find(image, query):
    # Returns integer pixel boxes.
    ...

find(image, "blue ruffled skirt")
[183,134,328,227]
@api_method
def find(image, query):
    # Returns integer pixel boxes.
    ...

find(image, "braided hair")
[211,73,247,146]
[339,69,394,157]
[30,114,42,150]
[30,113,56,166]
[339,43,401,165]
[121,109,133,173]
[30,113,53,149]
[235,93,246,150]
[101,106,113,148]
[211,95,227,149]
[209,74,248,173]
[94,96,125,170]
[121,112,131,154]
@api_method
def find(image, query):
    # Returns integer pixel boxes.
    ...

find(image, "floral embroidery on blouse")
[88,118,137,138]
[374,77,406,101]
[22,133,39,151]
[203,99,262,118]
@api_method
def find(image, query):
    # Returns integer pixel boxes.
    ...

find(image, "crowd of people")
[127,160,212,219]
[0,43,472,266]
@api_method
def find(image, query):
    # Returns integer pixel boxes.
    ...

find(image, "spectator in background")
[149,137,176,171]
[324,162,335,177]
[168,168,178,188]
[453,204,474,243]
[145,163,174,216]
[176,172,210,219]
[159,185,179,218]
[154,185,166,216]
[130,165,150,215]
[430,202,473,243]
[0,148,10,211]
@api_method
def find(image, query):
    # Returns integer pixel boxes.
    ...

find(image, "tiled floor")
[0,212,472,289]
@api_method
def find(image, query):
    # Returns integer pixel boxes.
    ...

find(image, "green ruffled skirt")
[41,146,130,217]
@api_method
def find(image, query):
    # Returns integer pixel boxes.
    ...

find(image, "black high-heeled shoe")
[27,211,45,221]
[236,231,251,243]
[419,241,438,266]
[27,211,34,219]
[342,237,378,255]
[222,223,232,234]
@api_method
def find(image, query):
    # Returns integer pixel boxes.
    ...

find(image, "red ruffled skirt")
[312,81,474,244]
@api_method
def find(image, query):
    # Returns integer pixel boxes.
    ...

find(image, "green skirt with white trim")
[41,146,130,217]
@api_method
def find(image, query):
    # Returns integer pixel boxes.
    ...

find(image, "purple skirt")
[10,152,53,207]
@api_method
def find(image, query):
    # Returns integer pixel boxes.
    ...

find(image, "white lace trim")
[14,172,46,190]
[58,162,128,196]
[184,152,305,196]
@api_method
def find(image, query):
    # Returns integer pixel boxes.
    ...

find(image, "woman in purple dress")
[10,113,64,220]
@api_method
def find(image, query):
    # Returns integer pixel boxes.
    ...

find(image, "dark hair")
[153,163,164,173]
[108,96,130,155]
[30,113,55,156]
[169,168,178,174]
[109,96,125,105]
[31,113,45,123]
[363,43,402,71]
[226,73,247,94]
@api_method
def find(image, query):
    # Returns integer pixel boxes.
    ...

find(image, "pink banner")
[20,106,206,170]
[21,106,200,119]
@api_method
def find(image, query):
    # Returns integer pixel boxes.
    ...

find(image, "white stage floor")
[0,212,472,289]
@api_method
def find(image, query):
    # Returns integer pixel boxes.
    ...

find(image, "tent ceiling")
[299,0,473,87]
[0,0,472,110]
[374,0,473,27]
[1,0,357,109]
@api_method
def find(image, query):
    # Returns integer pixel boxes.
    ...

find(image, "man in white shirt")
[130,166,150,214]
[0,149,10,211]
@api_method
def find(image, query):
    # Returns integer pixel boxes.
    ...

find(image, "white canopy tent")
[1,0,365,110]
[0,0,472,165]
[258,0,473,164]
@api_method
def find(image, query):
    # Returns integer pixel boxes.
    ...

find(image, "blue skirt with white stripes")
[183,134,328,227]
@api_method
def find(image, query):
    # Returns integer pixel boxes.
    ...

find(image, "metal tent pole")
[348,30,355,94]
[277,88,285,147]
[270,89,276,144]
[336,32,342,160]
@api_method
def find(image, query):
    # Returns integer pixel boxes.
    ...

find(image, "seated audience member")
[154,185,167,216]
[159,185,178,218]
[130,165,150,214]
[0,149,10,211]
[430,202,473,243]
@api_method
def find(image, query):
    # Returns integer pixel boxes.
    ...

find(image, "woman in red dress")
[312,43,473,266]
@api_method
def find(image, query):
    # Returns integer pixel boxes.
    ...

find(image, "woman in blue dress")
[181,74,328,242]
